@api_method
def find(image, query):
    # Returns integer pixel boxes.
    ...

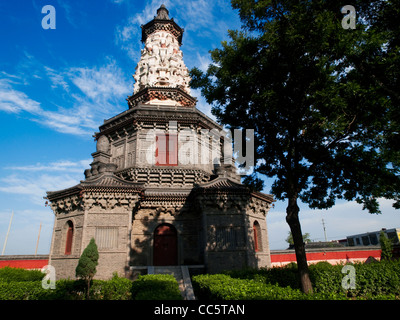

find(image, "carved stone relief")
[50,195,83,215]
[133,30,191,95]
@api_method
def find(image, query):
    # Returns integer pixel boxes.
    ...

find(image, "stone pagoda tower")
[46,5,274,280]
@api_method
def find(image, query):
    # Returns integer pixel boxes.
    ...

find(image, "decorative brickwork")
[46,5,274,280]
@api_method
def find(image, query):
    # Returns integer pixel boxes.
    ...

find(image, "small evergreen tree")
[379,231,393,261]
[75,238,99,299]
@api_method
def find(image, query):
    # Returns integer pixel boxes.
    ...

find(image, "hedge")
[308,260,400,298]
[194,260,400,300]
[0,267,44,282]
[192,274,308,300]
[0,269,182,300]
[0,277,133,300]
[131,274,183,300]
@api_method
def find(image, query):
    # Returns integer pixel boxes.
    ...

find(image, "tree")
[286,232,311,247]
[379,231,393,261]
[190,0,400,293]
[76,238,99,299]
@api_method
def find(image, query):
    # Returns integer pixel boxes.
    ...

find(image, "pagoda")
[46,5,274,279]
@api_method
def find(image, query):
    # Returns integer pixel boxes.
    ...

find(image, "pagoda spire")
[156,4,169,19]
[128,5,196,108]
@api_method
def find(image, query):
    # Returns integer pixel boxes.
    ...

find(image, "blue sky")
[0,0,398,255]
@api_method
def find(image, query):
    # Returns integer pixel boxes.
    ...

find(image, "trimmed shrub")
[352,260,400,297]
[225,263,300,289]
[131,274,183,300]
[0,281,41,300]
[308,262,343,294]
[192,274,305,300]
[0,267,44,282]
[197,259,400,300]
[90,275,132,300]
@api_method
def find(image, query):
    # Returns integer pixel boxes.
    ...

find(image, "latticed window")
[95,227,118,249]
[215,226,245,250]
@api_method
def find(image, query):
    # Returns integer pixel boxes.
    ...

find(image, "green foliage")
[0,281,45,300]
[308,262,344,294]
[193,260,400,300]
[0,273,132,300]
[2,260,399,300]
[0,268,184,300]
[190,0,400,213]
[131,274,183,300]
[285,232,311,246]
[75,238,99,299]
[242,174,264,192]
[190,0,400,294]
[75,238,99,281]
[0,267,44,282]
[192,273,306,300]
[90,275,133,300]
[224,264,300,290]
[380,231,394,260]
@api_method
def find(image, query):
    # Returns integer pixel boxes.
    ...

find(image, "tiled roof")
[46,173,143,201]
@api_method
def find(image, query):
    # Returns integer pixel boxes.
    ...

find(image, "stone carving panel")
[133,30,191,95]
[50,195,83,215]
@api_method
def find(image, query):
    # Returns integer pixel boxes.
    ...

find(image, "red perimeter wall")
[0,248,382,270]
[0,256,48,269]
[271,247,381,266]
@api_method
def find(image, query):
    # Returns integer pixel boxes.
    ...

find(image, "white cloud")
[114,0,166,61]
[0,158,90,206]
[196,52,212,73]
[0,174,79,206]
[44,66,69,91]
[68,61,130,101]
[0,58,131,136]
[6,159,92,173]
[179,0,214,32]
[0,78,42,114]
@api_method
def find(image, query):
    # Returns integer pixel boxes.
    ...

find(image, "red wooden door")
[153,224,178,266]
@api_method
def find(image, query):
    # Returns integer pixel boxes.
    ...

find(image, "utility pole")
[35,222,42,256]
[2,210,14,255]
[322,218,328,242]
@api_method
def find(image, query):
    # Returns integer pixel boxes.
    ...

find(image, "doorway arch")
[153,224,178,266]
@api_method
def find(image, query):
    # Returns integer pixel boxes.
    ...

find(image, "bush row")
[131,274,183,300]
[193,260,400,300]
[0,266,44,282]
[309,260,400,298]
[192,274,349,300]
[192,274,306,300]
[0,270,182,300]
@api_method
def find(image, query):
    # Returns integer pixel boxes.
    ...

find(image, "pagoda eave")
[127,87,197,108]
[141,19,184,44]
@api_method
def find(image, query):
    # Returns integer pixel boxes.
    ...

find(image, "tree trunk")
[87,278,91,300]
[286,196,313,294]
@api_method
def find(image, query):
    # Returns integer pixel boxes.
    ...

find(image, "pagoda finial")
[131,4,195,108]
[156,4,169,20]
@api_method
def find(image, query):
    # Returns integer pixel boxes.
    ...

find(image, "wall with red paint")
[0,247,382,271]
[271,246,381,266]
[0,255,48,269]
